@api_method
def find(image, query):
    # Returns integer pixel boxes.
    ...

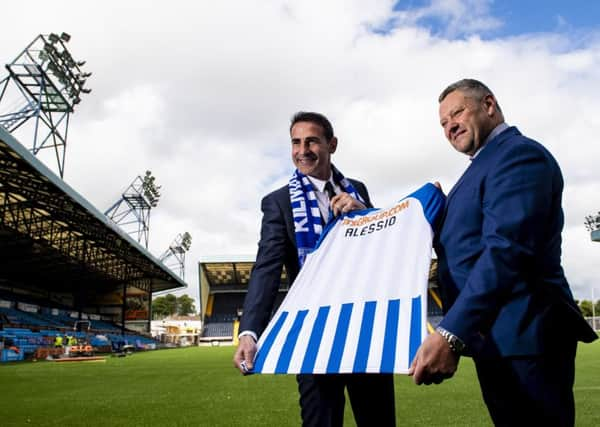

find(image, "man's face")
[439,90,496,156]
[291,121,337,180]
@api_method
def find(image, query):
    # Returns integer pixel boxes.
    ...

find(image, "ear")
[483,94,497,116]
[329,137,338,154]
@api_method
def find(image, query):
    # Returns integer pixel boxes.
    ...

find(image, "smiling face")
[439,89,499,156]
[290,121,337,180]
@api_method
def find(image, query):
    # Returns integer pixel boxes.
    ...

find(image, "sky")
[2,0,600,308]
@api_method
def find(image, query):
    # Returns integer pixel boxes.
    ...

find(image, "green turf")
[1,340,598,426]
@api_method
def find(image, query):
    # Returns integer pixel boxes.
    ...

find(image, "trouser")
[474,340,577,427]
[296,373,396,427]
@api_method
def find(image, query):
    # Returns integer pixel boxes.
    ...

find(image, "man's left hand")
[330,192,366,216]
[408,331,459,385]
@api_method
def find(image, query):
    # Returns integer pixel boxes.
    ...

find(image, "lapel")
[445,126,521,205]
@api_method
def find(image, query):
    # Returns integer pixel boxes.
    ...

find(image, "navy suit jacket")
[240,178,371,336]
[435,126,597,358]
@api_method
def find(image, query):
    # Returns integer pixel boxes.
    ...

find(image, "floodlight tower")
[584,211,600,329]
[0,32,92,178]
[105,171,161,248]
[159,232,192,279]
[584,211,600,242]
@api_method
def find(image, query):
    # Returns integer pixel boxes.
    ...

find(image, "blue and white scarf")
[289,165,365,267]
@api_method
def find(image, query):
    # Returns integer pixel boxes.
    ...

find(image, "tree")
[152,294,196,318]
[177,295,196,316]
[152,294,177,319]
[579,300,593,317]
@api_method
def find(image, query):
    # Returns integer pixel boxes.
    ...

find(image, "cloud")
[2,1,600,304]
[390,0,503,38]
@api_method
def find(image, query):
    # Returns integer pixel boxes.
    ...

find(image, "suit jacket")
[240,178,372,336]
[435,126,597,358]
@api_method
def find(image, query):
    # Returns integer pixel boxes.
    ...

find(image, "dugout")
[0,127,186,335]
[198,254,442,344]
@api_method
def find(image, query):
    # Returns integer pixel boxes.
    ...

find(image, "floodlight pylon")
[585,211,600,242]
[159,232,192,280]
[105,171,161,248]
[0,33,92,178]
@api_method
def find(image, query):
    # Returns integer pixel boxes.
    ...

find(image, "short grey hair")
[438,78,502,112]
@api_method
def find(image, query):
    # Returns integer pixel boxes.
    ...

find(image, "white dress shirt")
[306,174,340,220]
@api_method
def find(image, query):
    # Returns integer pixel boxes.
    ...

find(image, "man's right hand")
[408,331,459,385]
[233,335,257,375]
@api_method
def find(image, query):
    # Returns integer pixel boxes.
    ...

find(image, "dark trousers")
[474,340,577,427]
[296,373,396,427]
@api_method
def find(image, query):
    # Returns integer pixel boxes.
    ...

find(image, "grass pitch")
[1,341,598,426]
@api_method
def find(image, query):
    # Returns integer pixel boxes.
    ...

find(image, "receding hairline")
[438,79,496,103]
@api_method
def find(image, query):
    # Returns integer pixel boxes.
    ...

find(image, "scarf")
[289,165,365,267]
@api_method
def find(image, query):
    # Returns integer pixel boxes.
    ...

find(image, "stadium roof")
[0,127,185,295]
[199,255,288,290]
[198,255,437,291]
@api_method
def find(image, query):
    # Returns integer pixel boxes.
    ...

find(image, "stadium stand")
[0,297,161,360]
[202,322,234,338]
[197,255,289,344]
[0,125,186,362]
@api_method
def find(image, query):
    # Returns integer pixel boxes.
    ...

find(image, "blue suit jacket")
[240,178,371,336]
[435,126,597,357]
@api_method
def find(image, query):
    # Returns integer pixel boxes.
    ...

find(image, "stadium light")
[105,173,159,248]
[0,32,93,178]
[158,232,192,279]
[48,33,60,44]
[584,212,600,232]
[181,232,192,252]
[142,171,161,207]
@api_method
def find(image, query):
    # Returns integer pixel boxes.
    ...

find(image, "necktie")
[324,181,336,223]
[324,181,336,201]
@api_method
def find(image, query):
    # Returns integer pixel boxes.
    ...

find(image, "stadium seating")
[202,322,234,338]
[209,294,245,322]
[0,300,161,362]
[0,307,50,327]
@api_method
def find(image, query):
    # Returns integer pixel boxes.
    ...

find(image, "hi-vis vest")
[253,183,444,374]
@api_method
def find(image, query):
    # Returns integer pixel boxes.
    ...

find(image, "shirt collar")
[470,122,509,160]
[307,173,334,192]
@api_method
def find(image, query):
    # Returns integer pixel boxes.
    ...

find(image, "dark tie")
[324,181,336,201]
[323,181,336,223]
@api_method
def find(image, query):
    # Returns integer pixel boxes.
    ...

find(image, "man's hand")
[330,192,366,216]
[233,335,257,375]
[408,331,459,385]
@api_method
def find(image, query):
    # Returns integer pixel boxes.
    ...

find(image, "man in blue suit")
[409,79,597,426]
[233,112,396,426]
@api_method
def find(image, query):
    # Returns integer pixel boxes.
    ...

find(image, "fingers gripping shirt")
[253,183,445,374]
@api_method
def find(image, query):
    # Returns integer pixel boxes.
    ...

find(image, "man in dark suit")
[233,111,396,427]
[409,79,597,426]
